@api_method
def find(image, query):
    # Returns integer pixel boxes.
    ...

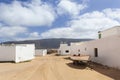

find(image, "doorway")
[94,48,98,57]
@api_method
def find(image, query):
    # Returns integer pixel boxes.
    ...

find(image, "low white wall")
[35,49,47,56]
[0,45,15,62]
[15,44,35,63]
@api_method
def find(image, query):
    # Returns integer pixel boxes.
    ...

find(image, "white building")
[84,35,120,69]
[0,44,35,63]
[58,26,120,69]
[58,42,88,55]
[70,42,87,55]
[35,49,47,56]
[84,26,120,69]
[58,44,71,55]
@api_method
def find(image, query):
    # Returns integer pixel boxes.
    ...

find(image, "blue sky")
[0,0,120,42]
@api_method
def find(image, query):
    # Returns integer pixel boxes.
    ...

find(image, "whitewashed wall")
[15,44,35,63]
[58,43,88,55]
[0,45,15,62]
[61,35,120,69]
[35,49,47,56]
[70,43,87,55]
[0,44,35,63]
[101,26,120,38]
[58,44,71,55]
[77,35,120,69]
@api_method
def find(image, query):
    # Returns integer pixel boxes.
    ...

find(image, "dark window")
[85,48,87,51]
[78,49,80,52]
[94,48,98,57]
[65,50,69,53]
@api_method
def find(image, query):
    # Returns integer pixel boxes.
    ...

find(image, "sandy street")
[0,54,120,80]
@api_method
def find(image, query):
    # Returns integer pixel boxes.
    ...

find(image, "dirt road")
[0,54,119,80]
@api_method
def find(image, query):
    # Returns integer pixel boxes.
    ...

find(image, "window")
[94,48,98,57]
[78,49,80,52]
[98,31,101,39]
[65,50,69,53]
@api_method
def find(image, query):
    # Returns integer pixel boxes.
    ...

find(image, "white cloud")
[0,0,120,41]
[41,8,120,39]
[0,25,41,41]
[29,32,40,38]
[57,0,87,17]
[71,11,119,30]
[41,27,75,38]
[0,0,56,27]
[27,32,41,40]
[15,32,41,41]
[0,26,27,40]
[31,0,42,5]
[103,8,120,21]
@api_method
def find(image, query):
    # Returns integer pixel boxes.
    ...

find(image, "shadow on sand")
[0,61,14,63]
[66,62,90,69]
[91,62,120,80]
[67,61,120,80]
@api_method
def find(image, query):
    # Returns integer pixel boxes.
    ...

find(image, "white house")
[58,42,89,55]
[58,44,71,55]
[82,26,120,69]
[58,26,120,69]
[35,49,47,56]
[0,44,35,63]
[70,42,87,55]
[80,26,120,69]
[74,34,120,69]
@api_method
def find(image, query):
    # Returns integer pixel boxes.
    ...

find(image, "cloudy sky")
[0,0,120,42]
